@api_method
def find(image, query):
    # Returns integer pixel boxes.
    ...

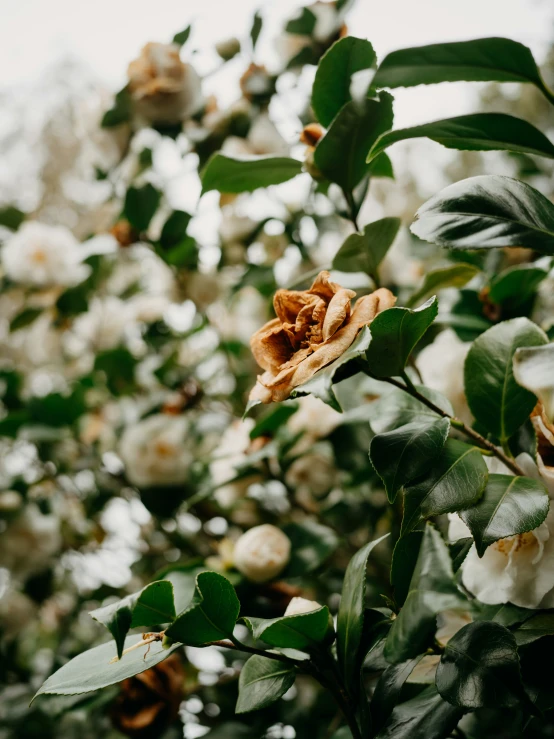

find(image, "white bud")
[233,524,291,583]
[284,596,322,617]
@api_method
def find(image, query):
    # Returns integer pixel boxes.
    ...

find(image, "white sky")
[1,0,553,128]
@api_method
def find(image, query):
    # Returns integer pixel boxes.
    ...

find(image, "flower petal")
[322,288,354,341]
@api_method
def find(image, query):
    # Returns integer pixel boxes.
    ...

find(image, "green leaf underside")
[368,113,554,162]
[332,217,401,279]
[337,534,389,694]
[460,473,550,557]
[366,297,438,378]
[464,317,548,441]
[370,417,450,503]
[165,571,240,645]
[312,36,377,127]
[374,684,464,739]
[411,175,554,255]
[436,621,524,709]
[385,525,463,663]
[314,92,394,191]
[402,439,488,534]
[407,263,480,307]
[33,634,182,700]
[514,612,554,646]
[236,655,296,714]
[201,153,302,194]
[513,343,554,421]
[372,37,551,98]
[243,606,330,650]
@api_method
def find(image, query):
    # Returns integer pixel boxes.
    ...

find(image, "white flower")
[417,329,472,424]
[1,222,89,287]
[127,42,202,124]
[70,296,133,352]
[118,413,193,488]
[276,1,343,66]
[222,114,289,158]
[0,504,61,581]
[233,524,291,583]
[285,444,337,496]
[284,596,322,616]
[210,419,259,508]
[287,395,341,441]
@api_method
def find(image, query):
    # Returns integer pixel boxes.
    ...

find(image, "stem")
[379,375,525,477]
[209,638,306,668]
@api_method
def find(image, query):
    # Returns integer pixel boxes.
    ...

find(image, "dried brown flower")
[249,270,396,403]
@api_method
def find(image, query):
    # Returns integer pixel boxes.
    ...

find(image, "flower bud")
[284,596,322,617]
[215,37,241,61]
[300,123,325,147]
[233,524,291,583]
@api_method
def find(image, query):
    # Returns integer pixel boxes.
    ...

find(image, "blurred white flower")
[417,329,472,424]
[210,287,268,344]
[0,573,37,639]
[70,296,133,352]
[222,113,289,157]
[0,504,61,581]
[287,395,341,442]
[1,222,89,287]
[233,524,291,583]
[210,418,260,508]
[127,42,202,124]
[118,413,193,488]
[284,596,321,616]
[275,1,344,66]
[285,444,337,496]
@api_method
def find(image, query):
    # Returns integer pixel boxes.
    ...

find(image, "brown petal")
[273,289,310,325]
[308,270,343,302]
[322,288,355,341]
[250,319,292,371]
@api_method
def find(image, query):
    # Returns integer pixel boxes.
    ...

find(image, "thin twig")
[207,639,307,669]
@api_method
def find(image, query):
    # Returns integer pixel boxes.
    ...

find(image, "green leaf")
[514,612,554,646]
[173,25,192,46]
[243,606,331,650]
[436,621,524,709]
[94,348,137,396]
[371,37,554,102]
[291,324,372,411]
[159,210,192,249]
[390,530,423,606]
[123,183,161,232]
[0,205,25,230]
[368,113,554,163]
[312,37,377,127]
[165,572,240,646]
[488,263,548,309]
[460,473,549,557]
[464,317,547,441]
[337,534,389,694]
[101,87,132,128]
[90,581,176,659]
[282,521,338,576]
[370,417,450,503]
[513,342,554,421]
[407,263,480,308]
[374,685,463,739]
[250,11,262,49]
[9,307,42,332]
[314,93,394,191]
[371,656,424,734]
[368,152,394,179]
[402,439,488,535]
[365,297,438,378]
[368,385,453,434]
[201,153,302,194]
[33,634,182,700]
[332,217,401,281]
[411,175,554,255]
[385,524,463,663]
[236,655,296,714]
[285,6,316,35]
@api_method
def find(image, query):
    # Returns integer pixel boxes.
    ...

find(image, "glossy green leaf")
[337,534,389,694]
[372,37,554,102]
[368,385,453,435]
[370,417,450,503]
[464,318,547,441]
[371,656,424,734]
[332,217,401,281]
[314,93,394,191]
[90,581,176,659]
[282,521,338,576]
[312,37,377,127]
[436,621,524,708]
[165,572,240,646]
[365,297,438,378]
[368,114,554,163]
[33,634,182,700]
[123,183,161,232]
[514,612,554,646]
[201,153,302,194]
[514,343,554,421]
[411,175,554,255]
[407,263,480,308]
[390,530,423,606]
[402,439,488,535]
[236,655,296,714]
[385,525,463,663]
[173,25,192,46]
[488,264,548,308]
[243,605,331,650]
[460,473,549,557]
[375,684,463,739]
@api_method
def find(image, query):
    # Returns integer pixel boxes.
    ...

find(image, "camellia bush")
[2,2,554,738]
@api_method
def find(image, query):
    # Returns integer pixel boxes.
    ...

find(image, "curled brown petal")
[307,270,342,302]
[322,288,355,341]
[250,319,290,371]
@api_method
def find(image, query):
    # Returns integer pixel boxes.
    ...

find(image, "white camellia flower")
[127,42,202,124]
[1,222,90,287]
[118,413,193,488]
[233,524,291,583]
[209,418,260,508]
[417,329,472,424]
[284,596,322,616]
